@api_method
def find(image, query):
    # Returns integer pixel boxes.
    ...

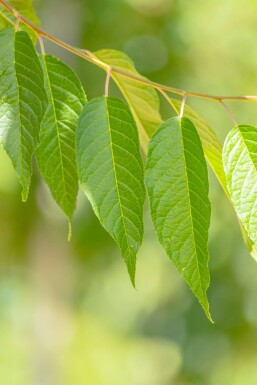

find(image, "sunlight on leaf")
[76,96,145,284]
[0,29,47,201]
[146,116,212,320]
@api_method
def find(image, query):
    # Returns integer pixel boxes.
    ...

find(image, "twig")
[1,0,257,104]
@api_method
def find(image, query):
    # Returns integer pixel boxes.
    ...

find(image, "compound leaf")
[146,116,212,320]
[0,29,47,201]
[94,49,162,151]
[223,125,257,244]
[36,55,87,220]
[76,96,145,284]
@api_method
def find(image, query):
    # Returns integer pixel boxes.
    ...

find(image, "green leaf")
[0,0,40,42]
[36,55,87,220]
[171,99,257,259]
[223,125,257,245]
[76,96,145,284]
[170,99,226,189]
[94,49,162,151]
[0,29,47,201]
[145,116,212,320]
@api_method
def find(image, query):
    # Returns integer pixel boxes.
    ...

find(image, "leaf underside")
[223,125,257,245]
[76,96,145,284]
[146,116,212,320]
[36,54,87,219]
[0,28,47,201]
[94,49,162,151]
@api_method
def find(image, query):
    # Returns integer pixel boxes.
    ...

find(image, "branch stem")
[1,0,257,103]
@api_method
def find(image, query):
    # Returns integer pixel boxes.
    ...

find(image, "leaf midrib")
[238,126,257,174]
[105,97,134,280]
[14,31,27,198]
[43,55,71,216]
[179,117,206,300]
[171,100,227,192]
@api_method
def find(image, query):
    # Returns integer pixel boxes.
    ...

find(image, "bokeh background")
[1,0,257,384]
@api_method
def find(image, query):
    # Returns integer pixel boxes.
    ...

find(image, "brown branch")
[1,0,257,103]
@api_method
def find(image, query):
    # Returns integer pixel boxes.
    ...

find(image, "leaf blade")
[0,29,47,200]
[146,116,212,319]
[170,99,226,189]
[76,96,145,284]
[223,125,257,244]
[36,55,87,219]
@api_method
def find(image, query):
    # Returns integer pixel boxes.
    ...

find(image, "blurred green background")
[1,0,257,384]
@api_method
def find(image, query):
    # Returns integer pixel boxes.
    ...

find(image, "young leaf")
[36,55,87,220]
[0,29,47,201]
[145,117,212,320]
[94,49,162,151]
[223,125,257,244]
[171,99,257,259]
[0,0,40,42]
[76,96,145,284]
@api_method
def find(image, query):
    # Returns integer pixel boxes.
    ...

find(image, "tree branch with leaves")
[1,0,257,321]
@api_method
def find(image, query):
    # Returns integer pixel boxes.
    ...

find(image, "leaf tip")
[206,310,214,323]
[21,187,29,203]
[126,260,136,289]
[200,296,213,323]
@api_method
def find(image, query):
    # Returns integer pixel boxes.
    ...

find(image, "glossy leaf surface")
[36,55,86,219]
[146,116,212,319]
[76,96,145,284]
[0,29,47,200]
